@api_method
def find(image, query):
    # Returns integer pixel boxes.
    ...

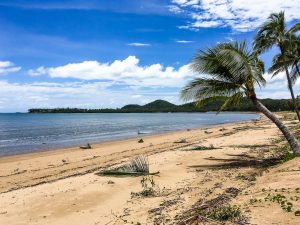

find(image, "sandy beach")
[1,113,300,225]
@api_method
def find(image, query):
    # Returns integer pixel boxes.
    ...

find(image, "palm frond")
[291,62,300,85]
[268,53,287,76]
[96,155,159,176]
[181,77,242,103]
[288,23,300,33]
[181,40,264,113]
[218,92,244,113]
[253,11,285,54]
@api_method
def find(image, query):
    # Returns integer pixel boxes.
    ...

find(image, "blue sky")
[0,0,299,112]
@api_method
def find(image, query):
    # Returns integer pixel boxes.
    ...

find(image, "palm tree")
[181,41,300,155]
[269,35,300,85]
[254,11,300,121]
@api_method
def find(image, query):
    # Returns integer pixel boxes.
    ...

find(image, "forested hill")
[28,98,296,113]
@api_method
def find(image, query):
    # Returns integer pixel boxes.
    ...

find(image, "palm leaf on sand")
[96,155,159,177]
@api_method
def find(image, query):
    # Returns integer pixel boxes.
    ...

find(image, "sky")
[0,0,300,112]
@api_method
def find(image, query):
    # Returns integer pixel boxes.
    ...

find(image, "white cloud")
[168,5,183,14]
[127,42,151,46]
[27,56,194,88]
[176,40,194,43]
[0,61,21,75]
[255,71,300,99]
[170,0,300,32]
[28,66,47,76]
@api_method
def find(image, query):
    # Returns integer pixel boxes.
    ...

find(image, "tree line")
[28,98,298,113]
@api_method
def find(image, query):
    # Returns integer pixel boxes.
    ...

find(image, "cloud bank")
[1,57,300,112]
[170,0,300,32]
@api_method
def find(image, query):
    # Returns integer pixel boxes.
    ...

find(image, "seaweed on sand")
[96,155,160,177]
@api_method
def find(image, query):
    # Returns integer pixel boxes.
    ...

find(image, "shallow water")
[0,112,258,156]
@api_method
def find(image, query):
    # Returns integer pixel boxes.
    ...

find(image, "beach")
[1,113,300,225]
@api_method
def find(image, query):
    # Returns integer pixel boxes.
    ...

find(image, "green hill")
[143,100,176,109]
[121,104,142,110]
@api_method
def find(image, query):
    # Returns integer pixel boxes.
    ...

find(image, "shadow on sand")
[188,153,281,170]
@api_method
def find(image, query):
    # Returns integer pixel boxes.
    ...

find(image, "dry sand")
[0,113,300,225]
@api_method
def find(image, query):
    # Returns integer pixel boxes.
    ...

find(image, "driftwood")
[177,187,240,225]
[178,214,224,225]
[80,143,92,149]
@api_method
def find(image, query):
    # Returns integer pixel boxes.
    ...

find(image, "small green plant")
[132,176,157,197]
[295,210,300,216]
[265,193,294,212]
[250,198,258,205]
[280,147,295,162]
[207,205,241,221]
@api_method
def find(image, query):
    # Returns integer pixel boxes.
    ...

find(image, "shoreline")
[1,112,300,225]
[0,113,259,159]
[0,117,260,194]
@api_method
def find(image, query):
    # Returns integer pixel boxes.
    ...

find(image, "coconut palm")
[181,41,300,155]
[254,11,300,121]
[269,35,300,85]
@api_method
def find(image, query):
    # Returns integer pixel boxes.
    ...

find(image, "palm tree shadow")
[189,154,281,170]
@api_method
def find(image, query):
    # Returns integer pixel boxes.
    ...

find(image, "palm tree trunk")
[284,65,300,121]
[279,45,300,121]
[252,98,300,155]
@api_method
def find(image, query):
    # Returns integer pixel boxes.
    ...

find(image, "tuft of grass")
[188,144,218,151]
[207,205,241,221]
[272,136,285,144]
[235,173,256,182]
[279,146,295,163]
[231,144,272,149]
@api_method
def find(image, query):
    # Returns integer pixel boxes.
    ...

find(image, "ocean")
[0,112,258,156]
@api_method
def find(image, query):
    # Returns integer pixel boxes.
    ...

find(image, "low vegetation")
[131,176,158,197]
[206,205,241,221]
